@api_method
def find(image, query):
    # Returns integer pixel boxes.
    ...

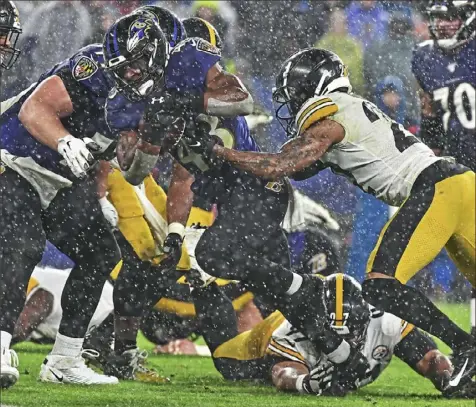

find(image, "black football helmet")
[427,0,476,49]
[182,17,223,50]
[324,273,371,350]
[273,48,351,138]
[0,0,21,70]
[133,5,187,49]
[103,14,169,101]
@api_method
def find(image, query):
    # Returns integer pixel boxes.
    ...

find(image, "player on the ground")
[412,0,476,338]
[177,47,475,393]
[0,16,170,387]
[193,274,468,397]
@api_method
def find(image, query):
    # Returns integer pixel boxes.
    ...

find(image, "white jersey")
[295,92,444,206]
[26,266,114,340]
[268,310,414,388]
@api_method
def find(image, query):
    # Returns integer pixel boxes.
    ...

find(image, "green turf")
[1,303,473,407]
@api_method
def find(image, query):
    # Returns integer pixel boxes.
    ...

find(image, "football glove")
[334,346,370,390]
[300,361,335,395]
[57,135,97,179]
[160,232,183,269]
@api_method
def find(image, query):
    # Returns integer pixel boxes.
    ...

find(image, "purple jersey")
[1,44,116,177]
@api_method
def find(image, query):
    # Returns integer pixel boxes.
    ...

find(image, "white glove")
[99,197,119,228]
[298,361,335,395]
[57,135,95,178]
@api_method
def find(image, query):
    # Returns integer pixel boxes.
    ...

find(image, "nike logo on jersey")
[188,141,201,148]
[449,358,468,387]
[49,368,64,382]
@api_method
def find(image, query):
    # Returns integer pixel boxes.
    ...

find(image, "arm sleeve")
[54,66,96,113]
[394,327,437,370]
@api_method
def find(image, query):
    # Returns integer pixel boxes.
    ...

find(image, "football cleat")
[39,352,118,385]
[443,344,476,395]
[0,347,19,389]
[103,348,170,384]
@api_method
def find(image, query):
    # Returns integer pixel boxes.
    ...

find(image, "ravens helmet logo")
[127,18,154,52]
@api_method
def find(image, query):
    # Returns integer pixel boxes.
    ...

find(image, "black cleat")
[443,344,476,395]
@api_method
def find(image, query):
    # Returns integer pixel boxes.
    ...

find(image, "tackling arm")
[417,87,445,154]
[212,119,344,180]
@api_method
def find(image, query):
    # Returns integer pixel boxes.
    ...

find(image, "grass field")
[1,303,473,407]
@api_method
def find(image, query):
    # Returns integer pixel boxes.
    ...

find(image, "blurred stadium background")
[2,0,471,303]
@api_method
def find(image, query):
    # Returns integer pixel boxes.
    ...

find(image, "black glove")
[334,346,370,390]
[301,362,335,395]
[181,119,224,167]
[161,232,183,270]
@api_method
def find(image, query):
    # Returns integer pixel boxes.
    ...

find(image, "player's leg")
[39,175,120,384]
[195,179,350,363]
[362,168,475,387]
[472,288,476,339]
[0,169,45,388]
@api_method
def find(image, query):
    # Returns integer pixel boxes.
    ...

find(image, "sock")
[114,316,141,355]
[362,278,471,349]
[1,331,12,350]
[51,333,84,357]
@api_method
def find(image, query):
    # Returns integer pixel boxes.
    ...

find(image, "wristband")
[295,374,307,394]
[168,222,185,239]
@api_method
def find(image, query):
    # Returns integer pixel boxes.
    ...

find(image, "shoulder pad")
[295,95,338,135]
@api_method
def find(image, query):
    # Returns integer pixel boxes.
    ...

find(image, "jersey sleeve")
[295,95,339,135]
[266,322,307,365]
[165,38,221,92]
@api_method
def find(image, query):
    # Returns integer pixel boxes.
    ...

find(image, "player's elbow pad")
[419,116,445,150]
[122,149,159,186]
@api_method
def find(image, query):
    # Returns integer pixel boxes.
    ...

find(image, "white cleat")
[0,347,19,389]
[39,351,118,385]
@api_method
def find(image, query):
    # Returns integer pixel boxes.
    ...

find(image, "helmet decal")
[127,18,154,52]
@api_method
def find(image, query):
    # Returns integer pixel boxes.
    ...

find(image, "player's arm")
[116,129,161,186]
[417,87,445,155]
[12,288,53,345]
[212,119,344,180]
[203,64,253,117]
[393,325,453,392]
[18,74,96,178]
[167,161,195,228]
[18,76,73,149]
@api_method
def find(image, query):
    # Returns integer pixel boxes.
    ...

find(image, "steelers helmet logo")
[372,345,390,361]
[73,56,98,81]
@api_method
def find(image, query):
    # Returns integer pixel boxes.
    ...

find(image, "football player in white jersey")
[194,274,464,397]
[12,266,114,345]
[177,48,476,394]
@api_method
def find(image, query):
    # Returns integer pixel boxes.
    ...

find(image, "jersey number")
[362,101,420,153]
[433,83,475,131]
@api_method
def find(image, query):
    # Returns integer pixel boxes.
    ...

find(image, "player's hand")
[335,347,370,390]
[161,232,183,269]
[57,135,96,178]
[182,118,224,165]
[99,197,119,228]
[301,361,335,395]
